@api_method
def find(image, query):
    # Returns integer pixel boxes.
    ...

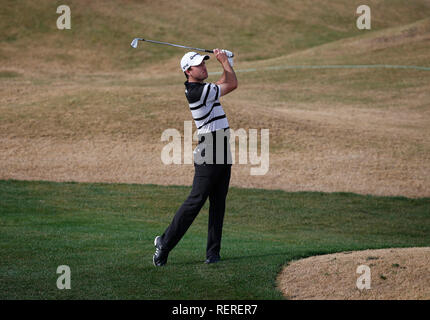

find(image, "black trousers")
[160,162,232,258]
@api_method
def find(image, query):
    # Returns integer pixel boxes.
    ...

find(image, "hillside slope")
[2,0,430,74]
[1,1,429,197]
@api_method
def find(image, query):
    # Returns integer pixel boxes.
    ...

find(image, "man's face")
[187,61,208,81]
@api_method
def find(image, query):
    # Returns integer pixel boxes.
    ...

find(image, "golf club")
[130,38,234,57]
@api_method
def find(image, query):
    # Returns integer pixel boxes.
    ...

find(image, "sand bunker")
[277,247,430,299]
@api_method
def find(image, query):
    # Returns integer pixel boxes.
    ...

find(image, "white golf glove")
[221,49,234,67]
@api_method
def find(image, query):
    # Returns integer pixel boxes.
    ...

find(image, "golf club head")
[130,38,142,48]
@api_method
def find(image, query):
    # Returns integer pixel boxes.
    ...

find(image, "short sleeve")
[185,83,220,105]
[185,83,205,103]
[206,84,221,103]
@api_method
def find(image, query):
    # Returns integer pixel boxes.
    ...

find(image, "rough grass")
[1,1,430,197]
[1,63,429,197]
[1,0,430,73]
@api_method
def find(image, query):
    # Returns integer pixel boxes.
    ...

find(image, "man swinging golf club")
[153,48,237,266]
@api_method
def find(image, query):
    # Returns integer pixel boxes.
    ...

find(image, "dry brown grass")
[253,17,430,67]
[277,247,430,300]
[1,1,430,198]
[1,68,430,197]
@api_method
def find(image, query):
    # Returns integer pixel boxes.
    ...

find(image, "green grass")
[0,71,21,78]
[1,180,429,299]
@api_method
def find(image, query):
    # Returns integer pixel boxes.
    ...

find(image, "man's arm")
[215,69,226,86]
[213,49,237,97]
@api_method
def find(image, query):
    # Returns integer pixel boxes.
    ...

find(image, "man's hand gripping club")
[214,48,238,97]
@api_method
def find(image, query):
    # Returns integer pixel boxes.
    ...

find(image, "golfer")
[153,49,238,266]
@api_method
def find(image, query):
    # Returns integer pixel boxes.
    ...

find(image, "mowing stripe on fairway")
[209,64,430,75]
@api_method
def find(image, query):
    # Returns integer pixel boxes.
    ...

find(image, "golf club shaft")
[142,39,214,54]
[134,38,234,57]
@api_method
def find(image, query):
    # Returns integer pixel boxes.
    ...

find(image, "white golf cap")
[180,52,210,72]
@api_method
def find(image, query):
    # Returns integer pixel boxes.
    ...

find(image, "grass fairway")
[1,180,429,299]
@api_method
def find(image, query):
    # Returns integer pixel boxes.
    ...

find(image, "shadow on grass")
[166,251,294,266]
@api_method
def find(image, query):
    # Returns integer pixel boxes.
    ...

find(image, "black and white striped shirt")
[184,81,229,135]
